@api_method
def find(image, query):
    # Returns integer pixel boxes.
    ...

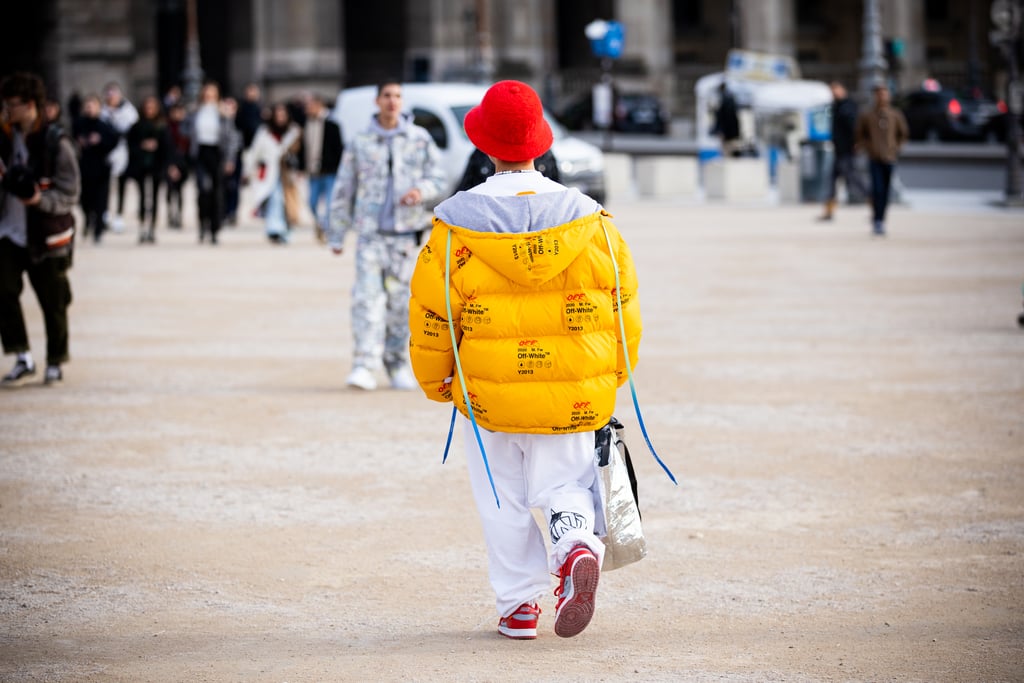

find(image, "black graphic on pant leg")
[549,510,587,544]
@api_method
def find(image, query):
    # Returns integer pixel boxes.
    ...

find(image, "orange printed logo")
[454,246,471,257]
[573,401,591,410]
[518,339,539,346]
[566,293,587,302]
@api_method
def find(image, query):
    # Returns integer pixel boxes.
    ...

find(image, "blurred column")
[739,0,795,56]
[252,0,342,100]
[989,0,1023,204]
[858,0,888,104]
[881,0,927,92]
[182,0,203,105]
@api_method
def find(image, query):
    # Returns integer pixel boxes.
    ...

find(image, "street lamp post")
[585,20,625,153]
[858,0,888,105]
[182,0,204,107]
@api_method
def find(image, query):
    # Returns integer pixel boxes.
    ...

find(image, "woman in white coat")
[243,103,302,243]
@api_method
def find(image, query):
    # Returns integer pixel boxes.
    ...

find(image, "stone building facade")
[1,0,1015,127]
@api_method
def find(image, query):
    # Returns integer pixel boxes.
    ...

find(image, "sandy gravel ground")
[1,192,1022,682]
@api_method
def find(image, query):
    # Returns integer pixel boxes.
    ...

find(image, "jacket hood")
[368,111,412,138]
[434,189,604,287]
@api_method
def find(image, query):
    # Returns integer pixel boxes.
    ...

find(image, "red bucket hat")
[464,80,554,163]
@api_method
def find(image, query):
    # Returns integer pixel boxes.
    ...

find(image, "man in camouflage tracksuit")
[328,80,445,391]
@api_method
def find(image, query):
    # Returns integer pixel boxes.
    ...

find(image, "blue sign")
[589,20,625,59]
[807,105,831,142]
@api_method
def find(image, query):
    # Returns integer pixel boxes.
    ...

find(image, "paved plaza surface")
[1,192,1022,681]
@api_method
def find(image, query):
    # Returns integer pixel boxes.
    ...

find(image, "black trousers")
[133,168,162,228]
[0,237,72,365]
[195,145,224,238]
[80,166,111,240]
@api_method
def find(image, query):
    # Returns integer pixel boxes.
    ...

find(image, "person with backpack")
[0,72,81,385]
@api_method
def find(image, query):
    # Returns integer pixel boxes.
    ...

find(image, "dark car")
[558,90,670,135]
[901,84,1006,142]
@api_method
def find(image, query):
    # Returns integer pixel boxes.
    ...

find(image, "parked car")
[558,90,670,135]
[332,83,606,202]
[900,81,1006,142]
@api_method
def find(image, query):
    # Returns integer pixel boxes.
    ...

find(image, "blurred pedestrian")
[455,147,560,193]
[0,72,81,385]
[243,102,302,244]
[327,79,445,391]
[100,82,138,233]
[236,83,265,151]
[186,82,240,245]
[408,80,640,639]
[301,94,343,243]
[162,85,182,113]
[819,81,869,221]
[126,95,169,243]
[44,98,63,127]
[164,102,190,229]
[855,83,908,236]
[66,92,82,125]
[72,94,118,241]
[220,96,241,225]
[712,81,741,157]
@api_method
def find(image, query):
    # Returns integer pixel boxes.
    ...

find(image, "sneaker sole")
[2,372,37,387]
[553,553,600,638]
[498,625,537,640]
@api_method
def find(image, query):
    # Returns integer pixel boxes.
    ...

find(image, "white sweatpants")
[461,417,606,618]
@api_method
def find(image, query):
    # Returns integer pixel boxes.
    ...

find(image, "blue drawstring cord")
[444,229,501,508]
[439,218,676,507]
[599,218,677,485]
[442,405,456,464]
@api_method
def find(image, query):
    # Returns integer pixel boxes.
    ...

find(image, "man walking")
[0,72,81,385]
[408,80,642,639]
[301,95,343,244]
[819,81,869,221]
[186,82,240,245]
[99,82,138,233]
[855,83,908,236]
[327,80,445,391]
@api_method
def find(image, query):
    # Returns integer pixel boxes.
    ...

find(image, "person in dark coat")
[236,83,266,151]
[819,81,870,220]
[164,102,190,229]
[299,94,343,243]
[455,147,560,194]
[712,82,741,157]
[126,96,170,242]
[72,94,119,241]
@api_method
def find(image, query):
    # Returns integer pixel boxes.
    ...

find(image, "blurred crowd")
[57,80,340,246]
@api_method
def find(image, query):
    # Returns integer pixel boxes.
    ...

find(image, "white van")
[332,83,606,203]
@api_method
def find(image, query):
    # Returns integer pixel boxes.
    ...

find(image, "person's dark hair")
[1,72,47,114]
[377,78,402,96]
[269,102,292,137]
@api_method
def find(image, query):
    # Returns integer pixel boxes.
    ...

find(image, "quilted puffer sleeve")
[409,220,462,402]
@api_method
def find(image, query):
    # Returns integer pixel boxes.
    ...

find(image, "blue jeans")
[868,160,894,223]
[264,182,288,237]
[308,174,335,230]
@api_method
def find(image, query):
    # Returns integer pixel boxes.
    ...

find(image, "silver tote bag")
[593,417,647,571]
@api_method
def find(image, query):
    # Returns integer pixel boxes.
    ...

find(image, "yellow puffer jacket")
[409,209,641,434]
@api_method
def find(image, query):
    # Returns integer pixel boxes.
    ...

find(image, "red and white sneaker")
[553,544,600,638]
[498,602,540,640]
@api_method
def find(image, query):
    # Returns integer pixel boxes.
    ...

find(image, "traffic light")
[884,38,905,75]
